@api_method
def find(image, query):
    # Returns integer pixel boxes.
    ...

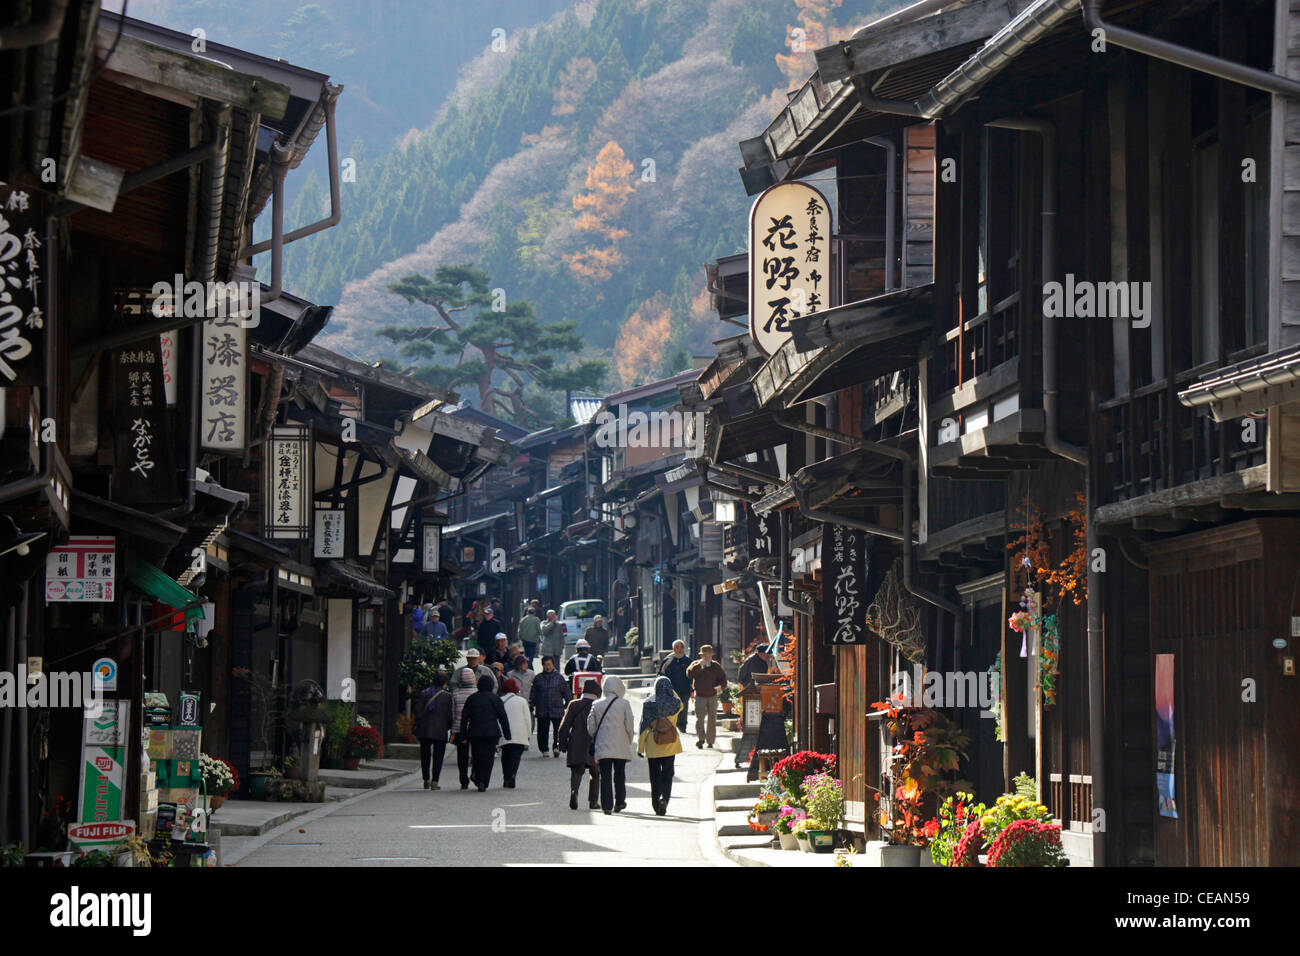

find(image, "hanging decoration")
[866,557,925,664]
[988,651,1004,742]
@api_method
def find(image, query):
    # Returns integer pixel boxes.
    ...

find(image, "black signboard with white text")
[747,505,775,562]
[822,523,870,645]
[112,340,176,504]
[0,185,46,389]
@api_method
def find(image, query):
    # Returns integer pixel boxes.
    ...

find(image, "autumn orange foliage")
[567,140,635,282]
[613,295,671,387]
[1006,491,1088,610]
[775,0,844,89]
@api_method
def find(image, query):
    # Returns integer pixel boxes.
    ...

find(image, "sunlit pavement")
[232,696,728,867]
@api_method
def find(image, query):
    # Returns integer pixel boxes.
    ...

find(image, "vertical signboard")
[265,424,311,539]
[314,508,345,558]
[422,524,441,573]
[1155,653,1177,818]
[748,181,830,356]
[200,311,247,453]
[822,523,869,645]
[78,700,129,823]
[0,185,45,388]
[112,341,176,504]
[747,504,774,562]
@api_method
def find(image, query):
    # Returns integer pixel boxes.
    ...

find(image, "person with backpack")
[637,676,684,815]
[586,674,634,815]
[414,671,453,790]
[659,640,692,732]
[557,679,600,810]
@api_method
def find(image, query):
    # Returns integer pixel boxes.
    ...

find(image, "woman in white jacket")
[586,675,634,814]
[499,677,532,789]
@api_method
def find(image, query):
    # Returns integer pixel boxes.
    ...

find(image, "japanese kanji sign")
[112,340,175,504]
[200,310,246,453]
[822,523,870,645]
[264,424,311,539]
[314,508,345,558]
[422,524,441,573]
[46,536,116,603]
[748,181,831,356]
[747,504,774,562]
[0,185,46,388]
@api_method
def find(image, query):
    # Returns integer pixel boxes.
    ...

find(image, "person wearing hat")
[583,615,610,657]
[587,675,634,814]
[464,647,498,690]
[499,677,532,788]
[486,632,513,669]
[425,608,450,642]
[686,644,727,749]
[557,679,601,810]
[475,605,501,653]
[540,609,566,667]
[454,673,512,791]
[564,638,602,678]
[637,676,684,815]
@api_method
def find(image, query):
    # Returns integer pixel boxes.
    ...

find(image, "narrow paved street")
[231,690,730,867]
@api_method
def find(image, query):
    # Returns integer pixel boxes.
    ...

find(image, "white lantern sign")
[748,181,831,356]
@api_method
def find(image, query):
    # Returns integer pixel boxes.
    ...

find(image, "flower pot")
[284,767,301,780]
[249,773,272,799]
[208,794,228,811]
[778,831,798,851]
[919,849,939,867]
[807,829,836,853]
[872,843,923,866]
[721,700,734,715]
[343,757,360,771]
[796,832,813,853]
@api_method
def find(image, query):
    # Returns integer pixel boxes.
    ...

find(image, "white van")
[558,599,607,659]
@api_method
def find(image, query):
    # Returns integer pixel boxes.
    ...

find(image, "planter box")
[778,831,799,850]
[807,829,835,852]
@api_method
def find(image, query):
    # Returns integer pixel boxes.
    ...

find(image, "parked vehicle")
[558,599,607,659]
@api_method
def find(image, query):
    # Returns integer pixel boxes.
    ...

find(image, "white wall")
[326,598,353,700]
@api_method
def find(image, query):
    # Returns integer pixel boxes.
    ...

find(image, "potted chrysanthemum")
[200,755,238,810]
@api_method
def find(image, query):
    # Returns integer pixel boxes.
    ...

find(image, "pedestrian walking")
[686,644,727,749]
[531,656,568,757]
[425,608,450,642]
[540,609,566,666]
[738,645,772,688]
[517,606,542,664]
[586,674,634,815]
[564,638,602,677]
[557,679,600,810]
[486,632,512,669]
[449,667,478,790]
[507,654,535,704]
[583,615,610,657]
[464,647,498,690]
[476,604,501,652]
[500,677,531,789]
[414,671,453,790]
[454,673,511,791]
[637,676,683,816]
[659,640,692,732]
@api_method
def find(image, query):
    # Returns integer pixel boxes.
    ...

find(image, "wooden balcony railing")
[932,291,1021,396]
[1048,772,1093,832]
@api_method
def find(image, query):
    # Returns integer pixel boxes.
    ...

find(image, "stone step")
[385,742,419,760]
[211,800,319,837]
[316,764,410,789]
[714,782,762,800]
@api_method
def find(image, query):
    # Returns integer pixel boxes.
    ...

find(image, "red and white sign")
[68,821,135,842]
[45,536,116,603]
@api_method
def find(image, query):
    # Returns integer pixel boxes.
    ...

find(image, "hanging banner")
[747,504,775,562]
[314,508,345,558]
[45,536,116,603]
[199,312,247,453]
[112,340,176,504]
[822,523,869,645]
[1155,653,1178,819]
[264,424,311,539]
[0,185,46,388]
[748,181,830,356]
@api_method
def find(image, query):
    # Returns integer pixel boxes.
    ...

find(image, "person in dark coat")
[414,672,453,790]
[563,639,603,677]
[453,674,511,791]
[583,616,610,656]
[530,656,569,757]
[738,647,772,689]
[557,679,600,811]
[476,605,503,652]
[659,640,692,732]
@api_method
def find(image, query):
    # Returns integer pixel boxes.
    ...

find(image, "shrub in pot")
[344,725,384,769]
[773,805,806,850]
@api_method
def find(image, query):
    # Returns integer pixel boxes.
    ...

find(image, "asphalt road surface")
[233,693,729,867]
